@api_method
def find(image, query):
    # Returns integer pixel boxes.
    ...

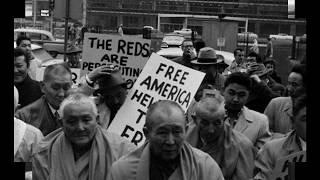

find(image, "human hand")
[250,74,261,83]
[87,64,117,82]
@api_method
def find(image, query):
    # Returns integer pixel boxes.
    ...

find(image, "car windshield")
[33,48,54,62]
[163,35,184,43]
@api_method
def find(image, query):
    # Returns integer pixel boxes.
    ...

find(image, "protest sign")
[107,53,205,146]
[81,33,151,89]
[36,67,81,86]
[270,151,306,180]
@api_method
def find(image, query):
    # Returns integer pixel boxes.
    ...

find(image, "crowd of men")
[14,35,306,180]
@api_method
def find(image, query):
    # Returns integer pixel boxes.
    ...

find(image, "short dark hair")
[14,48,30,67]
[145,100,185,130]
[181,39,193,46]
[233,48,243,56]
[43,63,72,82]
[247,51,262,63]
[290,64,306,88]
[224,72,252,91]
[16,36,31,47]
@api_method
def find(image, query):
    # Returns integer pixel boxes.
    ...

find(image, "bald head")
[145,100,185,130]
[195,94,225,124]
[43,63,72,83]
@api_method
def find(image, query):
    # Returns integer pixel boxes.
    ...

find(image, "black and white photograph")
[14,0,306,179]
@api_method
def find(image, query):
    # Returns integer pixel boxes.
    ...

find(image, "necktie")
[54,111,62,127]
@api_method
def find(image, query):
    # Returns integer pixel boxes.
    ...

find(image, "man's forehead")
[20,40,31,45]
[183,41,193,46]
[63,103,95,115]
[288,72,303,81]
[225,85,249,95]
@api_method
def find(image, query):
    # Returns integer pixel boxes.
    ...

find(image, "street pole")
[64,0,70,62]
[33,0,37,28]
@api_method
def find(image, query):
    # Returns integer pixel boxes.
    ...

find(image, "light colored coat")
[107,142,224,180]
[186,122,256,180]
[14,117,43,162]
[264,96,292,134]
[254,130,303,180]
[227,106,271,149]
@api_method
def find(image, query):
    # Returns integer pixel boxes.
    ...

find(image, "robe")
[186,122,255,180]
[32,126,136,180]
[107,141,224,180]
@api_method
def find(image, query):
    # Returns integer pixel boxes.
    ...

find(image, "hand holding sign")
[87,64,117,82]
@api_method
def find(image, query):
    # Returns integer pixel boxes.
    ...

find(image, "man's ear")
[40,81,46,94]
[143,126,149,140]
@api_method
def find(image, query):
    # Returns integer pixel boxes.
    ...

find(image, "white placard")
[81,33,151,89]
[107,53,205,146]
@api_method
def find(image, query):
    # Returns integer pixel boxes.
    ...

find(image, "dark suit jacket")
[15,96,61,136]
[14,75,43,108]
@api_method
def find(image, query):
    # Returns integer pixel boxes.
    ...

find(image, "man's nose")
[165,133,175,145]
[207,123,215,134]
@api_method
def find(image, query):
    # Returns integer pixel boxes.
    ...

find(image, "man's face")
[42,71,72,109]
[14,55,28,83]
[293,107,306,141]
[223,83,249,111]
[196,110,225,144]
[181,41,195,60]
[18,40,32,53]
[62,103,98,147]
[103,85,128,112]
[265,63,274,74]
[148,107,186,161]
[235,50,244,64]
[287,72,303,97]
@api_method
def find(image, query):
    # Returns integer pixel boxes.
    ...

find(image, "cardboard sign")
[35,67,81,86]
[270,151,306,180]
[81,33,151,89]
[107,53,205,146]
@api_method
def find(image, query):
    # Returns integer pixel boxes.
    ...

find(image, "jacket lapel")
[234,107,253,133]
[136,143,150,180]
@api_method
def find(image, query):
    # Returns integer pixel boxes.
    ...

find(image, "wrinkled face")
[235,50,244,64]
[265,63,274,74]
[223,83,249,111]
[287,72,303,97]
[181,41,195,60]
[196,110,225,144]
[62,103,98,147]
[103,85,128,111]
[18,40,32,53]
[14,55,28,83]
[148,108,186,161]
[293,107,306,141]
[42,72,72,109]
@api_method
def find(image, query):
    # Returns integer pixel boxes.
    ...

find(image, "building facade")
[86,0,306,37]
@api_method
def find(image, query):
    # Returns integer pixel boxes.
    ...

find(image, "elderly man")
[255,88,306,180]
[223,72,271,149]
[107,100,224,180]
[14,48,43,108]
[15,63,73,136]
[32,93,135,180]
[264,64,306,135]
[186,94,256,180]
[16,35,41,80]
[78,64,128,128]
[191,47,226,92]
[14,86,43,162]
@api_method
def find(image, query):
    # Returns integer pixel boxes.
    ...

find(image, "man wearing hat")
[191,47,226,92]
[78,64,128,128]
[245,62,279,113]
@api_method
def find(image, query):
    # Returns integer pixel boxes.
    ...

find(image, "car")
[156,47,234,66]
[14,28,65,58]
[161,33,185,47]
[173,28,198,37]
[237,32,258,42]
[269,33,293,40]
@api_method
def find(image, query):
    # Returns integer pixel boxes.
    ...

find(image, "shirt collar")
[240,106,254,122]
[299,136,306,151]
[47,102,58,115]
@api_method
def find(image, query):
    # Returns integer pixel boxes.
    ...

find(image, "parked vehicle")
[269,33,293,40]
[161,33,185,47]
[14,28,66,58]
[237,32,258,42]
[174,28,198,37]
[156,47,234,66]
